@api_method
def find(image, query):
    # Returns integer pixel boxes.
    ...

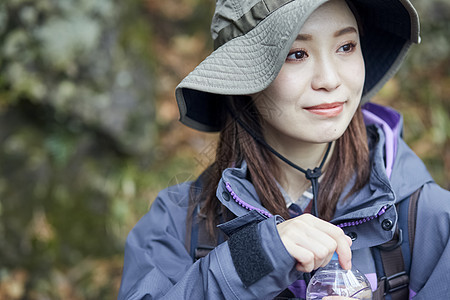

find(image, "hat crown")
[211,0,296,49]
[211,0,261,40]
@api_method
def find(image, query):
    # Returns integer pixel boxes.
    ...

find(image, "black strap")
[373,187,422,300]
[194,212,218,260]
[379,228,409,299]
[185,178,226,261]
[186,202,225,261]
[408,187,421,256]
[227,105,332,218]
[185,180,201,258]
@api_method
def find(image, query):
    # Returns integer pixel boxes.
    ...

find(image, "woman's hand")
[276,213,352,273]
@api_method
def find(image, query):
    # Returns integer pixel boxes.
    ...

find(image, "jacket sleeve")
[117,183,302,300]
[409,182,450,299]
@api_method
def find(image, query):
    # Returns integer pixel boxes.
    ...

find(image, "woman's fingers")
[284,237,332,272]
[303,214,353,270]
[304,227,338,267]
[336,234,353,270]
[284,242,315,273]
[277,214,352,271]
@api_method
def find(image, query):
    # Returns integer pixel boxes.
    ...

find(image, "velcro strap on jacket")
[228,222,274,287]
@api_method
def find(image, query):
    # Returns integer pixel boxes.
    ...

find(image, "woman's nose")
[311,57,341,92]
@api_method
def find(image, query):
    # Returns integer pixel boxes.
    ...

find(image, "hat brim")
[176,0,420,132]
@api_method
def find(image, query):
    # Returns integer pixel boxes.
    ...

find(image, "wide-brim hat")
[175,0,420,132]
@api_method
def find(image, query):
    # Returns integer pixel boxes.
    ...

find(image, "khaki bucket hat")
[175,0,420,132]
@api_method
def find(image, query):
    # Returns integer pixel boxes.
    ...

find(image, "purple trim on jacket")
[288,279,306,298]
[362,103,402,179]
[225,182,273,218]
[337,205,388,228]
[225,183,389,230]
[365,273,377,292]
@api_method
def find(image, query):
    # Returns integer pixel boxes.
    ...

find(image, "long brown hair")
[190,96,370,238]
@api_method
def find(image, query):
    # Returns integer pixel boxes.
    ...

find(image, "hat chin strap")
[230,109,332,218]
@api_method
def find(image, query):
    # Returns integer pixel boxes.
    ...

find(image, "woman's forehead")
[299,0,358,35]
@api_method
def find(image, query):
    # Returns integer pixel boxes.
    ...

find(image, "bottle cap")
[331,252,339,261]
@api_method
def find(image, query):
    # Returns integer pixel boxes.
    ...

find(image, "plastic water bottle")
[306,253,372,299]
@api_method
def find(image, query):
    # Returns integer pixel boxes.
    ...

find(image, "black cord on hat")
[228,107,332,218]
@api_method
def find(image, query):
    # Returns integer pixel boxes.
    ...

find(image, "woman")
[119,0,450,299]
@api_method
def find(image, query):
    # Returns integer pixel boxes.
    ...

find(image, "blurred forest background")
[0,0,448,299]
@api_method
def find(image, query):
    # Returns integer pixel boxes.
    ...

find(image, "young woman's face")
[253,0,365,146]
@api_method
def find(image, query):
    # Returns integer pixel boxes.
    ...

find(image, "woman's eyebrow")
[334,26,357,37]
[296,34,313,41]
[296,26,357,41]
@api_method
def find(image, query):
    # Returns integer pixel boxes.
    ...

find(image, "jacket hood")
[362,102,433,200]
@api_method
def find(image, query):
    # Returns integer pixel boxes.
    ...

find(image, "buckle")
[382,271,409,295]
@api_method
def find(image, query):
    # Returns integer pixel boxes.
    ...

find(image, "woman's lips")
[304,102,344,117]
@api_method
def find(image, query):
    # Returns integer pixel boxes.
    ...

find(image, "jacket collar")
[216,105,433,223]
[215,126,395,224]
[216,160,271,218]
[362,103,433,200]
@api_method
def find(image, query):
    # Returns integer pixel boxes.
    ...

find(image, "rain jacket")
[118,103,450,300]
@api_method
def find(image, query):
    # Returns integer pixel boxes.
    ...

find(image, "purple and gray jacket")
[118,103,450,300]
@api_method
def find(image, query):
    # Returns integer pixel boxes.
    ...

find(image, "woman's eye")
[286,50,308,61]
[338,42,356,53]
